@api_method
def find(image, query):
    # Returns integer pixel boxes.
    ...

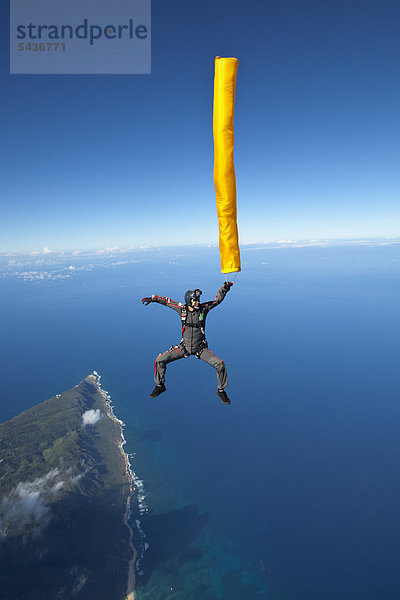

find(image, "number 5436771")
[18,42,66,51]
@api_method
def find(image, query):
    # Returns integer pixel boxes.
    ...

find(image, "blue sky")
[1,0,399,253]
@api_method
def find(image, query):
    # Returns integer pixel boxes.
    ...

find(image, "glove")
[142,297,152,306]
[224,282,234,291]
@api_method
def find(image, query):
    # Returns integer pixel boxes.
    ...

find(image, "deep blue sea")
[1,242,400,599]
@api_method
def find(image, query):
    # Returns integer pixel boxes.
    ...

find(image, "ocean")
[1,242,399,599]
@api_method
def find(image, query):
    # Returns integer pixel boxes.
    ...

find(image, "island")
[0,373,136,600]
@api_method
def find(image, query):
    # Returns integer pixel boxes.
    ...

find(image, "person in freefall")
[142,283,233,404]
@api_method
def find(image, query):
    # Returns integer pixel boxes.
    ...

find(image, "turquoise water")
[1,244,400,599]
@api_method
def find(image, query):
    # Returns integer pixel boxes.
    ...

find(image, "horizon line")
[1,236,400,258]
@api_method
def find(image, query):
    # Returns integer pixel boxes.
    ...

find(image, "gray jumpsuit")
[151,285,229,389]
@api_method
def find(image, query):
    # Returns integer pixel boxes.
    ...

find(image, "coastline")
[88,372,139,600]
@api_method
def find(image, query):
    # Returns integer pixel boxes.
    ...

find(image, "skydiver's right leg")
[154,345,185,386]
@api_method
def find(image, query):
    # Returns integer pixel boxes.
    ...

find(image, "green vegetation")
[0,375,131,600]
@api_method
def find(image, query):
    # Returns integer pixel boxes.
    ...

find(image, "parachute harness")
[180,305,205,335]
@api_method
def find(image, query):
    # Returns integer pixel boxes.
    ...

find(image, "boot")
[150,384,166,398]
[217,389,231,405]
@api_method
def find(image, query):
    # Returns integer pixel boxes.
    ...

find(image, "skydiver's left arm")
[202,282,233,313]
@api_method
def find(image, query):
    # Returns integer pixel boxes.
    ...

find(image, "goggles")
[185,288,202,304]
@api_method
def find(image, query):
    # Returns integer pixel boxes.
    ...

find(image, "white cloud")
[0,465,91,538]
[81,409,103,427]
[95,246,120,255]
[0,469,63,536]
[71,570,89,595]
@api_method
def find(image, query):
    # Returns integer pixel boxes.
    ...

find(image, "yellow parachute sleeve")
[213,56,241,274]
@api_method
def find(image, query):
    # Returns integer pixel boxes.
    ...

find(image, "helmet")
[185,288,202,305]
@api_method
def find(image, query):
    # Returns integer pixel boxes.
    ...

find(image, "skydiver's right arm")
[142,295,182,314]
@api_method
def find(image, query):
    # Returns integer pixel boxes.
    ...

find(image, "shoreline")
[87,372,139,600]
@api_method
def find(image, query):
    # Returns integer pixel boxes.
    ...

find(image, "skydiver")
[142,283,233,404]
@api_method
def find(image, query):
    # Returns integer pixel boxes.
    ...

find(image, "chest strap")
[181,306,205,335]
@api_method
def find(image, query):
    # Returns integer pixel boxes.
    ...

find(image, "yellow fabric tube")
[213,56,241,274]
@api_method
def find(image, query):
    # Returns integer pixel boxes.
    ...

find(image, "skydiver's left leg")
[197,348,230,404]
